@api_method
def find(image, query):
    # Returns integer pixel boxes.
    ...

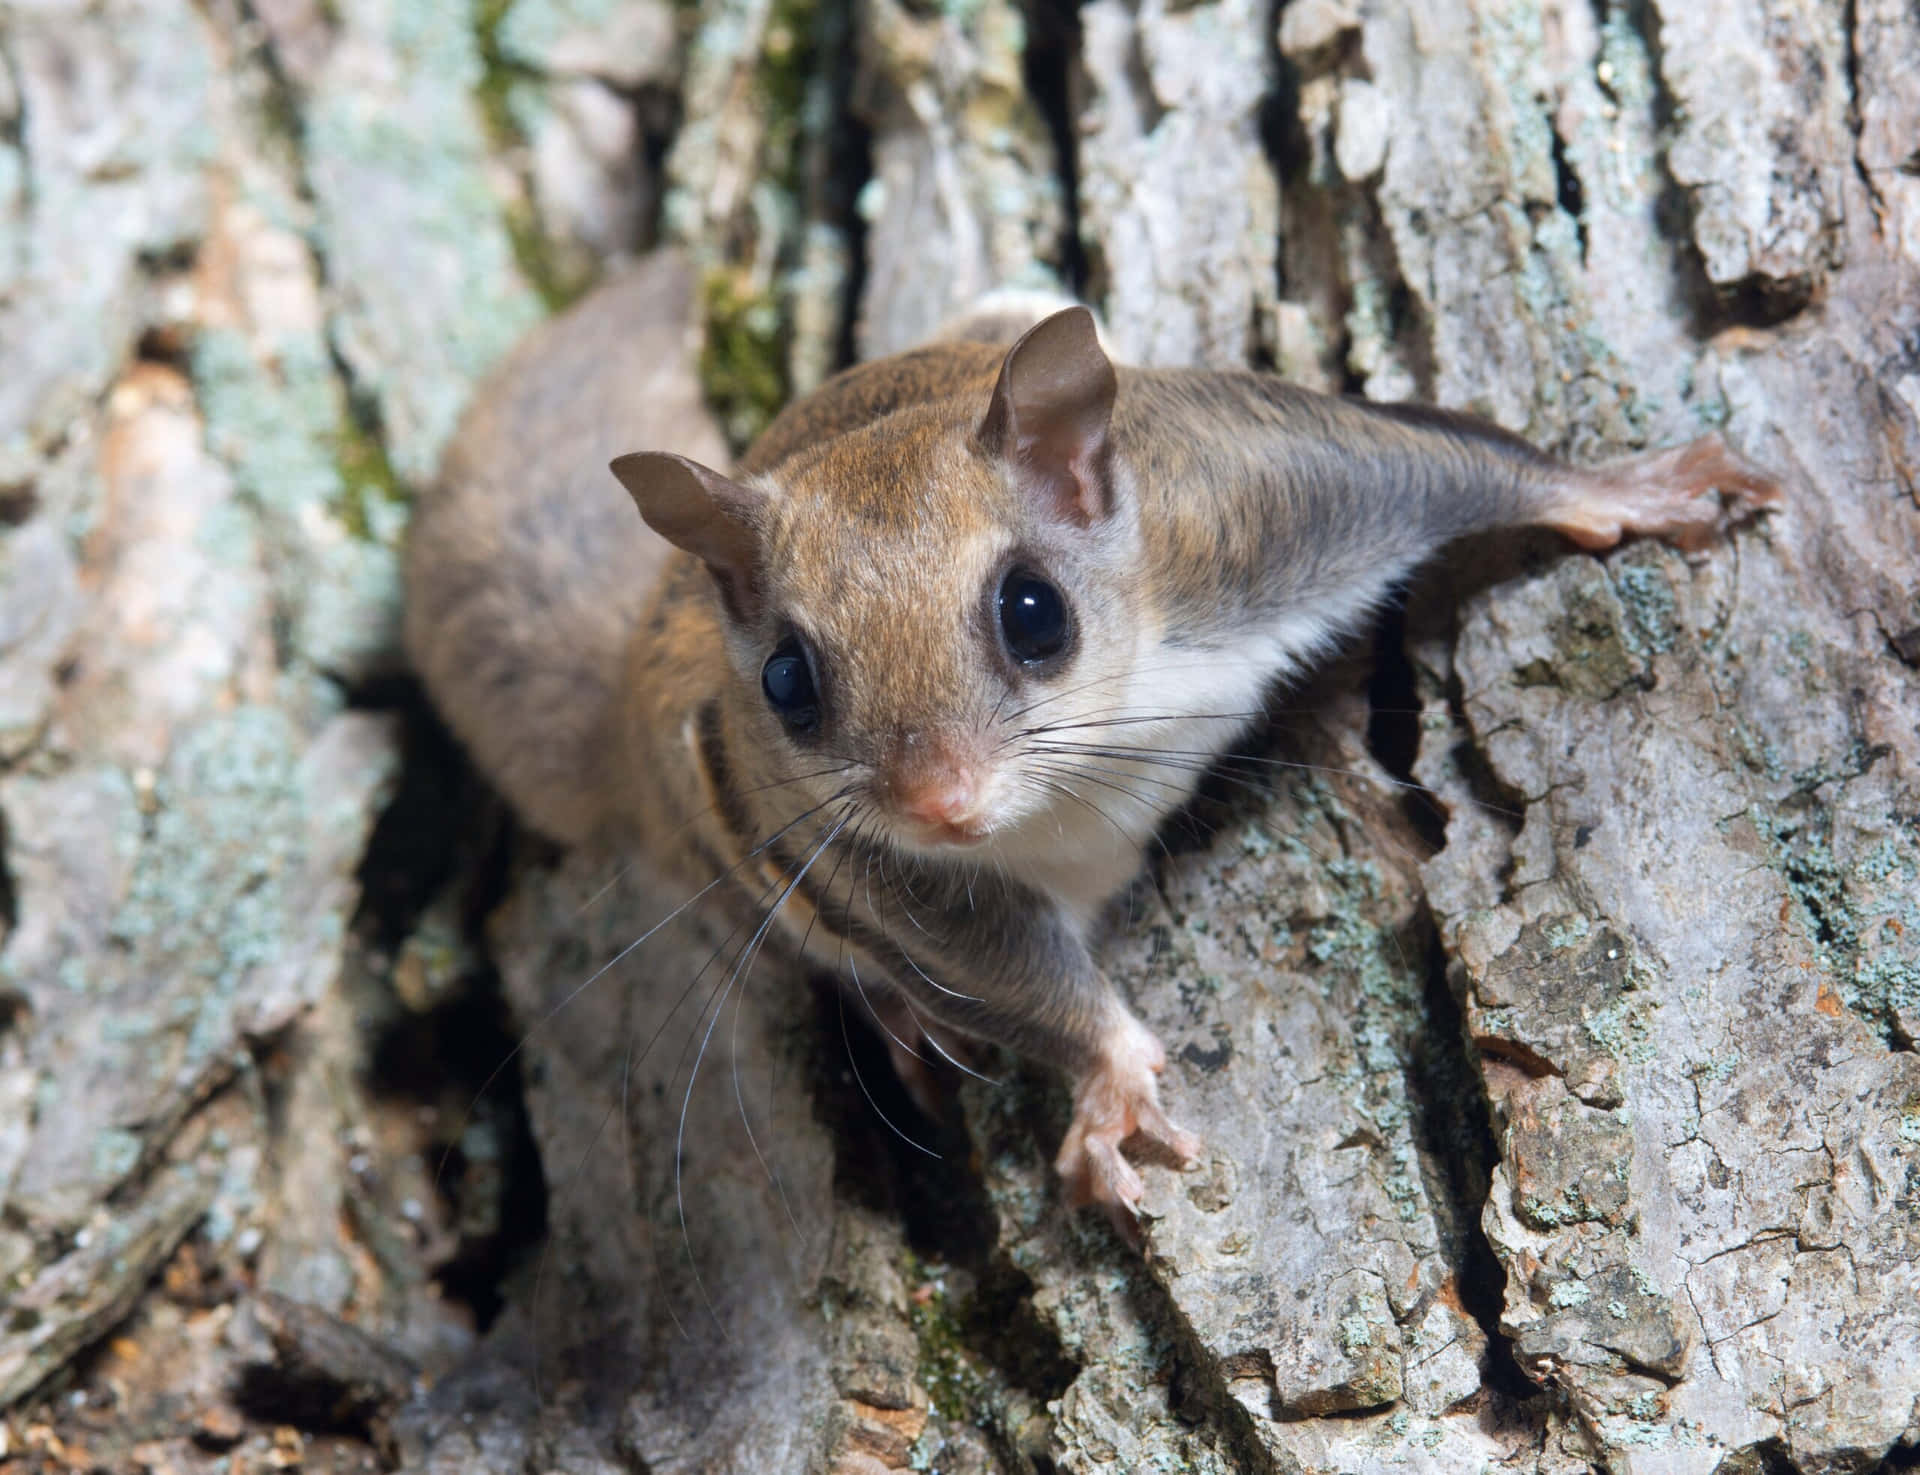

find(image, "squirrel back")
[403,251,729,847]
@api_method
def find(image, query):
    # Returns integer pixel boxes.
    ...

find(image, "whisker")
[884,846,938,929]
[994,646,1306,732]
[729,798,879,1248]
[852,840,987,1010]
[987,677,1016,729]
[842,832,1000,1089]
[873,882,983,1003]
[1025,760,1213,857]
[1029,739,1488,814]
[572,762,857,919]
[623,844,819,1337]
[551,805,845,1359]
[871,843,929,938]
[538,824,827,1383]
[1029,754,1207,802]
[905,997,1000,1086]
[848,953,935,1068]
[840,970,941,1157]
[528,1043,641,1400]
[573,858,637,917]
[621,1032,690,1343]
[436,787,858,1196]
[728,940,814,1253]
[827,817,940,1073]
[996,661,1184,726]
[675,806,853,1333]
[1017,708,1264,740]
[1030,753,1301,845]
[1023,767,1151,852]
[794,805,865,963]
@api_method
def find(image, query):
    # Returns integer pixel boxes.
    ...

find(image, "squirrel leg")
[1545,432,1786,553]
[873,889,1199,1219]
[864,985,980,1120]
[1054,1004,1201,1221]
[868,989,946,1120]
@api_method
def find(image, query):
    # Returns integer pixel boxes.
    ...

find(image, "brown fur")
[410,282,1783,1215]
[404,252,728,846]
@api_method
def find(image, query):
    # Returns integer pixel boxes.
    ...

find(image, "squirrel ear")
[976,306,1118,524]
[610,452,769,619]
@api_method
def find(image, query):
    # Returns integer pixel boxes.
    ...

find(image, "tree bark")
[0,0,1914,1472]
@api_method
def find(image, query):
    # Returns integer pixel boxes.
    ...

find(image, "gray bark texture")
[0,0,1915,1472]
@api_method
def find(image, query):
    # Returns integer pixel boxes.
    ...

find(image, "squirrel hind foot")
[1550,432,1788,554]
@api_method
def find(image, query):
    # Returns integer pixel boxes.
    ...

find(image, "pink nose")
[889,749,984,834]
[898,774,980,828]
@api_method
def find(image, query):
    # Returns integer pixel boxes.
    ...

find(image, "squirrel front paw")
[1054,1012,1200,1218]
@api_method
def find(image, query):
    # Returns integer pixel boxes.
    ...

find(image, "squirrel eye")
[761,638,820,732]
[998,570,1069,664]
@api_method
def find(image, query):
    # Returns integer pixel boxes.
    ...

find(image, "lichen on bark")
[1,0,1916,1471]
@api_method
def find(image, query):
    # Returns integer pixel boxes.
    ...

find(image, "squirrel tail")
[404,251,728,848]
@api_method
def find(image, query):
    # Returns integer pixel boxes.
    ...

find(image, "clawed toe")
[1054,1015,1201,1219]
[1056,1125,1145,1211]
[1123,1098,1200,1172]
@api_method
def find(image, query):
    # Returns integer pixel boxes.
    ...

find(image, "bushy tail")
[404,251,727,848]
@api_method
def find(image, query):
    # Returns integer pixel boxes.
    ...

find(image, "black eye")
[998,570,1069,664]
[761,638,820,732]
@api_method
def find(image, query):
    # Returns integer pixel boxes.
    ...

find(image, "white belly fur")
[987,609,1345,927]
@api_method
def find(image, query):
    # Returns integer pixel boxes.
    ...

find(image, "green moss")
[1584,993,1658,1068]
[331,403,408,538]
[685,0,822,448]
[1518,1183,1616,1228]
[192,330,340,516]
[193,326,406,543]
[701,267,791,449]
[1729,722,1787,780]
[1620,1398,1666,1428]
[1547,565,1645,699]
[895,1243,1075,1441]
[903,1259,994,1423]
[92,1128,143,1182]
[1855,836,1919,885]
[189,322,407,682]
[759,0,817,164]
[471,0,593,312]
[503,190,592,314]
[251,41,309,165]
[1344,275,1399,383]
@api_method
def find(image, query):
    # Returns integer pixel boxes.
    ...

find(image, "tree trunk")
[0,0,1914,1472]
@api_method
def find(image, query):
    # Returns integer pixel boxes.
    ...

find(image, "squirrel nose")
[889,748,985,832]
[899,776,979,827]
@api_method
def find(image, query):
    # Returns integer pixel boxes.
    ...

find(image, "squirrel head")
[613,309,1160,860]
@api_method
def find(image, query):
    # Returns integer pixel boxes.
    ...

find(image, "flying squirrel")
[405,250,1784,1219]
